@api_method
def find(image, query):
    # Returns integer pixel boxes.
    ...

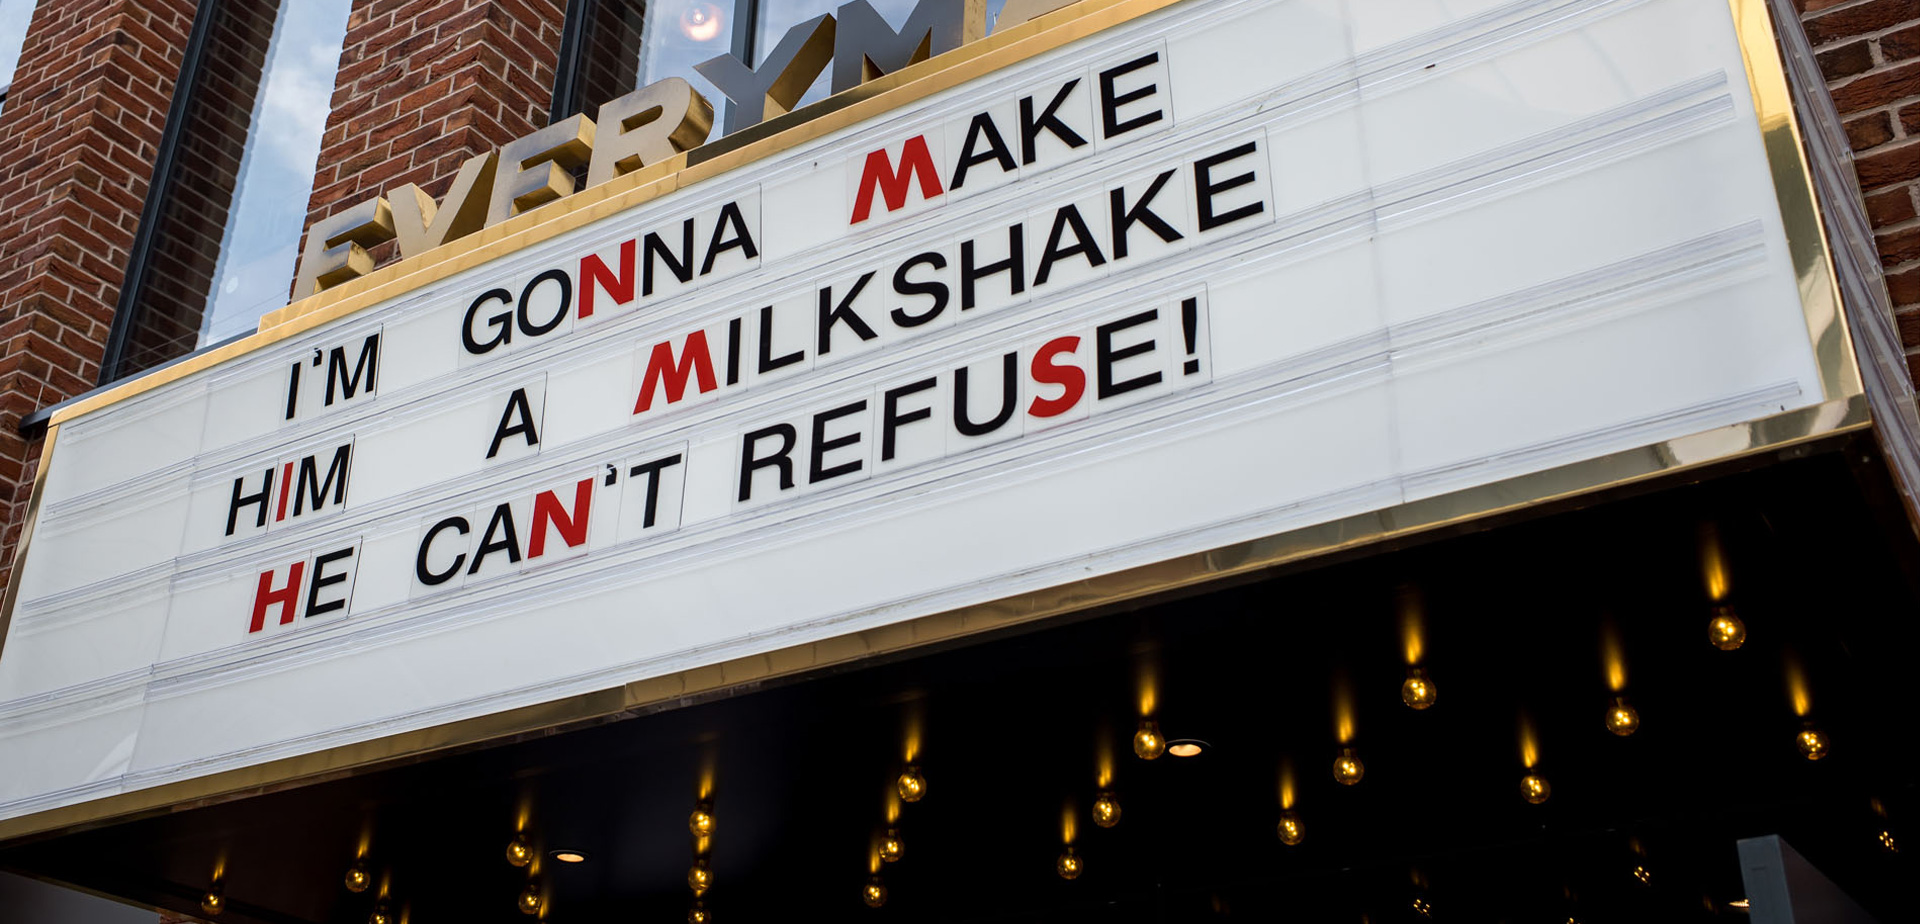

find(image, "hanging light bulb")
[688,858,712,895]
[1632,865,1651,886]
[1605,696,1641,736]
[1796,725,1830,760]
[1056,846,1083,880]
[1133,719,1165,760]
[344,861,371,893]
[1276,810,1304,846]
[368,903,392,924]
[517,883,542,916]
[1411,897,1433,918]
[897,764,927,802]
[1878,829,1899,853]
[506,834,533,867]
[1332,747,1364,785]
[1091,791,1121,828]
[1520,772,1551,804]
[689,801,716,838]
[1707,605,1746,650]
[689,900,712,924]
[199,885,225,916]
[880,828,904,863]
[862,875,888,908]
[1401,667,1437,710]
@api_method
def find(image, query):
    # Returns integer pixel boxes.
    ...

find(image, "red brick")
[1805,0,1920,47]
[1830,59,1920,115]
[1884,22,1920,62]
[1890,264,1920,307]
[1856,137,1920,190]
[1818,40,1875,82]
[1846,111,1897,151]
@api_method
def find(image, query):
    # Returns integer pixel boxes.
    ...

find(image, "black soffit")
[3,446,1918,923]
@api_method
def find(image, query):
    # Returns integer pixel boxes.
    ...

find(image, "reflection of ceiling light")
[1167,739,1207,757]
[681,3,724,42]
[552,850,586,863]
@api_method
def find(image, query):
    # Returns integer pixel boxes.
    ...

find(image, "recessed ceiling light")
[1167,739,1208,757]
[552,850,587,863]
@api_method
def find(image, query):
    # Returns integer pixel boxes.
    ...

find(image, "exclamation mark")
[1180,297,1200,375]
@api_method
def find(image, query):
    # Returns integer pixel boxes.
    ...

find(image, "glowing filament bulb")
[689,802,716,838]
[1605,696,1640,736]
[1401,667,1437,710]
[880,829,904,863]
[863,876,888,908]
[517,884,542,916]
[1056,846,1083,880]
[1133,720,1165,760]
[1332,747,1364,785]
[368,904,392,924]
[1796,726,1830,761]
[897,764,927,803]
[1632,865,1651,885]
[689,900,711,924]
[506,835,533,868]
[1276,810,1304,846]
[1091,791,1121,828]
[1708,606,1746,650]
[1519,772,1551,804]
[200,887,225,916]
[344,862,371,893]
[688,858,713,895]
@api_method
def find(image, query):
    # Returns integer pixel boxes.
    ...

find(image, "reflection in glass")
[114,0,350,377]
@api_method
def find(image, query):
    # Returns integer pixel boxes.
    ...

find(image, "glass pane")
[116,0,351,376]
[0,0,37,111]
[576,0,739,134]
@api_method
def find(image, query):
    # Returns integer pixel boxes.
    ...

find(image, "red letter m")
[850,135,944,224]
[634,330,718,414]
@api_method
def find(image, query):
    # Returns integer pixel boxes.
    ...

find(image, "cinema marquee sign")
[0,0,1848,822]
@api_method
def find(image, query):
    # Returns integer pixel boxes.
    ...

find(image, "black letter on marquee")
[627,453,685,529]
[463,288,514,354]
[643,218,695,296]
[294,443,353,515]
[757,304,805,374]
[1019,78,1088,164]
[1193,142,1266,232]
[954,352,1019,436]
[416,516,469,586]
[960,224,1025,311]
[326,334,380,405]
[517,269,571,337]
[226,468,274,536]
[1033,203,1107,286]
[703,200,759,274]
[882,378,936,461]
[305,546,355,618]
[818,272,878,355]
[809,400,869,484]
[488,388,542,459]
[1098,52,1164,139]
[1096,309,1162,399]
[891,252,949,328]
[951,113,1016,190]
[466,503,522,574]
[1109,170,1182,259]
[739,424,798,502]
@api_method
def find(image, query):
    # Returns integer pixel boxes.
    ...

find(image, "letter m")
[634,330,719,413]
[850,135,944,224]
[326,334,380,406]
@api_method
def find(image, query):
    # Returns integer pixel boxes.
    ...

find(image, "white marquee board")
[0,0,1836,820]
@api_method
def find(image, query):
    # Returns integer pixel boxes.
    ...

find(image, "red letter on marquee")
[634,330,719,413]
[528,477,594,559]
[249,560,307,633]
[1027,336,1086,418]
[579,239,636,319]
[850,135,945,224]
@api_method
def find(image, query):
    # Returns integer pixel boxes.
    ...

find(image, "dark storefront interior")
[3,437,1916,923]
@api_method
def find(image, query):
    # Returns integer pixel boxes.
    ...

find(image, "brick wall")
[1799,0,1920,382]
[0,0,197,596]
[302,0,566,270]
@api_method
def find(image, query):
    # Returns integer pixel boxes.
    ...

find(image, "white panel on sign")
[0,0,1839,823]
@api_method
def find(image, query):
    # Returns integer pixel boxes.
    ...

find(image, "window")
[0,0,39,114]
[100,0,352,380]
[555,0,1011,138]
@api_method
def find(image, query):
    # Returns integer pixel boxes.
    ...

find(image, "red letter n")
[634,330,718,413]
[529,478,594,558]
[249,560,307,633]
[850,135,944,224]
[579,240,636,319]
